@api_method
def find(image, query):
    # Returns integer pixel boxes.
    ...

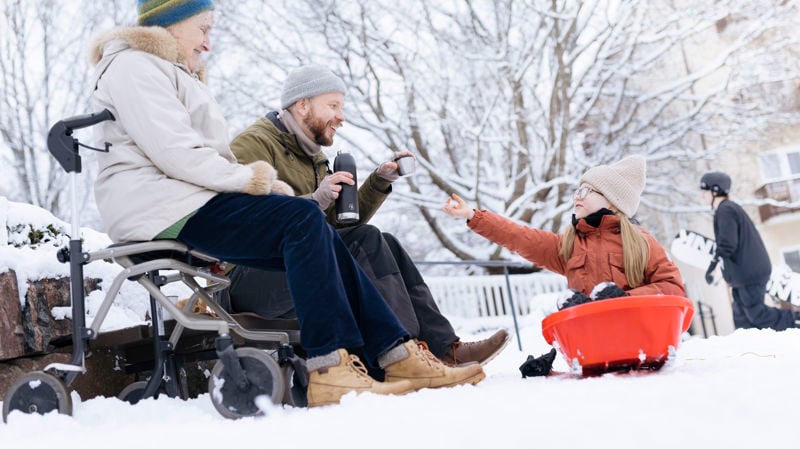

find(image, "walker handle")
[62,109,115,132]
[47,109,115,173]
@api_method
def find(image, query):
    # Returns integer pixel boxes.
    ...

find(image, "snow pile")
[0,196,178,330]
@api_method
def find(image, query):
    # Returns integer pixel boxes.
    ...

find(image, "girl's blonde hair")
[558,210,650,288]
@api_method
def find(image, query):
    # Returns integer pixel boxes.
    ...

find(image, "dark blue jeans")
[731,282,796,331]
[176,192,408,364]
[227,224,460,358]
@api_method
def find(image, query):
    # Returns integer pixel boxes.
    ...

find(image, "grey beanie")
[280,65,346,110]
[579,155,647,217]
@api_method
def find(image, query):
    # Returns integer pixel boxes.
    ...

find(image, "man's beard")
[303,107,338,146]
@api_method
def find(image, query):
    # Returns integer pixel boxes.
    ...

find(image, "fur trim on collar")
[89,26,206,81]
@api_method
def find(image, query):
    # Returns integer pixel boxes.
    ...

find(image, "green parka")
[231,112,392,226]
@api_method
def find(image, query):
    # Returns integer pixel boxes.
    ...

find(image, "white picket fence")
[425,271,568,318]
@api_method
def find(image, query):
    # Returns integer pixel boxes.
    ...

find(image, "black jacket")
[713,199,771,287]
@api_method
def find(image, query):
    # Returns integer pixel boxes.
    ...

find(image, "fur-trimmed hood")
[89,25,289,242]
[89,26,205,81]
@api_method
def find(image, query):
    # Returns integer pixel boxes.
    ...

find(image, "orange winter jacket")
[467,210,685,297]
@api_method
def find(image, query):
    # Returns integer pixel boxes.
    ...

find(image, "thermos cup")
[395,154,415,176]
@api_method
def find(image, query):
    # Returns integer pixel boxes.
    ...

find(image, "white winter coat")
[89,27,284,242]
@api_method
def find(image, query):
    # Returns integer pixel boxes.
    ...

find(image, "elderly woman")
[89,0,483,407]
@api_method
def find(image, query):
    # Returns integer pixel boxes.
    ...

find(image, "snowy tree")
[0,0,130,224]
[1,1,798,264]
[212,0,800,267]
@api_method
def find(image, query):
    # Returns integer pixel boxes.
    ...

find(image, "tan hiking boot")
[384,340,485,391]
[440,329,511,367]
[175,297,218,317]
[307,349,414,407]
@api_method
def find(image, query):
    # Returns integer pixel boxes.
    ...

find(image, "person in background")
[700,171,800,330]
[89,0,484,408]
[229,65,509,367]
[443,155,685,306]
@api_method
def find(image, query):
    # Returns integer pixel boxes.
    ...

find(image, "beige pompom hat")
[579,155,646,217]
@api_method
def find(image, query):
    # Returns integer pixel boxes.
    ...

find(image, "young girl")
[443,155,685,300]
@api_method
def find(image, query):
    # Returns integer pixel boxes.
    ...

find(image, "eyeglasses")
[574,185,603,200]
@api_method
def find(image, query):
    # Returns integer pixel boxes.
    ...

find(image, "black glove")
[705,258,719,285]
[591,282,629,300]
[557,289,591,310]
[519,348,557,378]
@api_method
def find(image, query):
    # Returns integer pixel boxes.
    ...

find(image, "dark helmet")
[700,171,731,196]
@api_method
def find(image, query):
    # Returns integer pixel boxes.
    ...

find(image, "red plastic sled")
[541,295,694,375]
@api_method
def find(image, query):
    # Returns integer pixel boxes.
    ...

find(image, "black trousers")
[731,282,797,331]
[227,224,459,357]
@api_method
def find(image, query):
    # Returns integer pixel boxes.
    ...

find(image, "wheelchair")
[2,111,306,422]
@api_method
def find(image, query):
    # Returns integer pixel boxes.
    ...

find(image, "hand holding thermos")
[332,149,416,225]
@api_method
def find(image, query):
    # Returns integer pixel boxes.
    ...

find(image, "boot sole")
[391,369,487,390]
[432,370,486,388]
[307,380,415,407]
[307,387,412,407]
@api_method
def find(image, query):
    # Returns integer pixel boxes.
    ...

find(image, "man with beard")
[229,65,509,367]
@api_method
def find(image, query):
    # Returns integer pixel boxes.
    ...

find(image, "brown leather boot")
[307,349,414,407]
[440,329,510,367]
[383,340,485,391]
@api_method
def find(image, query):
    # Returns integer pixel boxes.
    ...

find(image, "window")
[759,147,800,182]
[759,154,782,180]
[789,152,800,176]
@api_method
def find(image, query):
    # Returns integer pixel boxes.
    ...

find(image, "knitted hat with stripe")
[137,0,215,27]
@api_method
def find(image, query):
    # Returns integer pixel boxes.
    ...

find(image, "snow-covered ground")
[1,319,798,449]
[2,197,799,448]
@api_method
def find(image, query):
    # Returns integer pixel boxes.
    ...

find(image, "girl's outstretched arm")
[443,193,475,220]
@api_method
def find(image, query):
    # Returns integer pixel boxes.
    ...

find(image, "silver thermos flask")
[334,150,359,224]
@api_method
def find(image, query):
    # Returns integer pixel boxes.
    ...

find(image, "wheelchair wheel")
[2,371,72,423]
[208,347,285,419]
